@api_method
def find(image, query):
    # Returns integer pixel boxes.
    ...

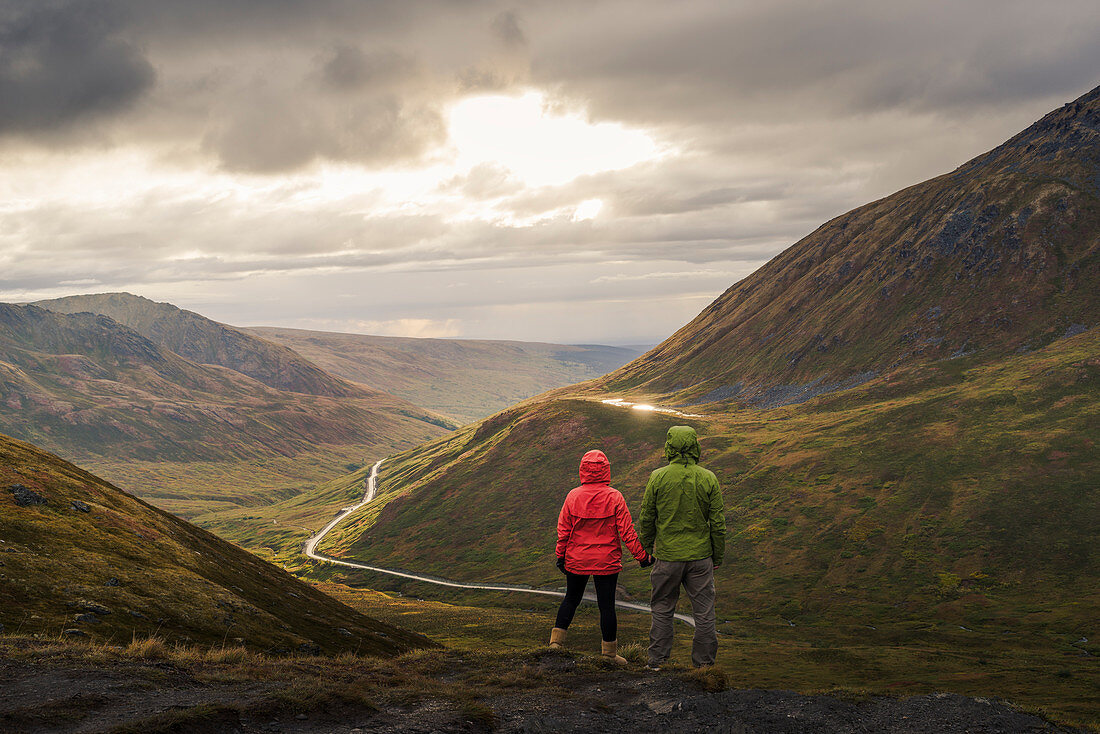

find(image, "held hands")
[559,554,655,571]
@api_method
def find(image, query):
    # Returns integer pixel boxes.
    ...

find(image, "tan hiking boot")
[549,627,567,649]
[601,640,627,665]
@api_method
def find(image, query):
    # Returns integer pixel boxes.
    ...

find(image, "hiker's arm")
[614,494,648,561]
[555,502,572,560]
[638,474,657,553]
[708,474,725,567]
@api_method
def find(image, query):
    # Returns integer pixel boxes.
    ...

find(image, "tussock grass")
[457,699,498,729]
[618,642,645,664]
[124,637,170,660]
[682,665,729,692]
[811,686,878,704]
[5,624,1098,732]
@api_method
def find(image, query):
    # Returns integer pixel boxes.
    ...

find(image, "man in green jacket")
[639,425,725,669]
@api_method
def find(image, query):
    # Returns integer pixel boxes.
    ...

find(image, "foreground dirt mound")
[501,681,1084,733]
[0,644,1086,734]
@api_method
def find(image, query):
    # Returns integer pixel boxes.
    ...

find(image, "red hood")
[579,449,611,484]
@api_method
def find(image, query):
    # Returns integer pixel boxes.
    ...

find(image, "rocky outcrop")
[8,484,47,507]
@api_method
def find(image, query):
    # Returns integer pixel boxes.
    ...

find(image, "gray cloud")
[529,0,1100,126]
[491,11,526,49]
[319,47,421,92]
[2,0,1099,342]
[0,0,155,135]
[0,0,517,171]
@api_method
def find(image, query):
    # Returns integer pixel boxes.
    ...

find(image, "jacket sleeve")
[638,472,658,553]
[555,499,573,559]
[707,473,725,566]
[614,493,648,561]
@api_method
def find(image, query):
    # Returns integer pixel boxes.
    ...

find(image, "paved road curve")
[304,459,696,626]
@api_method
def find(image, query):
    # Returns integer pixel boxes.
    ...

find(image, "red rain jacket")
[556,450,648,574]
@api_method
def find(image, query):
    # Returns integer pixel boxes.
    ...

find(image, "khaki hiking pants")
[648,557,717,668]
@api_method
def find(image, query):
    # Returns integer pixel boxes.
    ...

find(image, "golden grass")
[124,637,170,660]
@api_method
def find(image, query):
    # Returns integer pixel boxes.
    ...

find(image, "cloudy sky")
[2,1,1099,344]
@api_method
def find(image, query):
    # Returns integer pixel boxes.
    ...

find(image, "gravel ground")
[0,652,1088,734]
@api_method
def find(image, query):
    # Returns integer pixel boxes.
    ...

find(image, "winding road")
[304,458,696,626]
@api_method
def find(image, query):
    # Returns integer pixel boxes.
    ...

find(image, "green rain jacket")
[639,426,725,564]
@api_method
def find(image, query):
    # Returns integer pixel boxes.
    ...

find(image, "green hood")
[664,425,700,464]
[640,424,724,564]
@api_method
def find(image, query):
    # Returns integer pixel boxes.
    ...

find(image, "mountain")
[597,86,1099,406]
[0,431,431,655]
[0,303,450,518]
[33,292,641,423]
[247,326,642,423]
[307,86,1100,649]
[34,292,358,398]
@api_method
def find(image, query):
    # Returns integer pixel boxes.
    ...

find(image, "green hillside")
[314,328,1098,632]
[195,460,377,562]
[0,432,432,656]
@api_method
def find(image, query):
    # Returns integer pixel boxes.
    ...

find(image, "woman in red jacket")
[550,449,653,663]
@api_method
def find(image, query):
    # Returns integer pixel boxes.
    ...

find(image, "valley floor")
[0,636,1087,734]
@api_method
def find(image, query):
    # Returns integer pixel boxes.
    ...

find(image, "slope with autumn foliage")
[0,432,431,655]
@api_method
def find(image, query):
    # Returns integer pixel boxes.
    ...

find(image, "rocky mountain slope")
[249,325,641,423]
[0,431,431,655]
[35,292,358,398]
[598,84,1099,406]
[0,303,449,517]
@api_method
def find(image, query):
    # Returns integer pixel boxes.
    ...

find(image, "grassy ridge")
[0,432,431,656]
[309,328,1098,667]
[34,292,362,398]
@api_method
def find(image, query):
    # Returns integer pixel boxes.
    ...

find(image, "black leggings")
[555,572,619,642]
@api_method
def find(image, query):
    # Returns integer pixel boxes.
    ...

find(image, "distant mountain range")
[313,85,1100,649]
[0,299,451,518]
[36,293,361,398]
[0,291,641,546]
[0,431,431,654]
[248,326,642,423]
